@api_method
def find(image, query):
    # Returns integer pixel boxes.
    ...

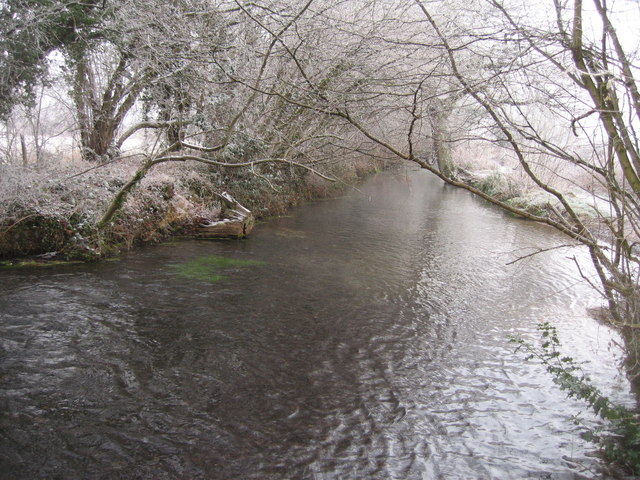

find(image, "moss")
[0,211,73,258]
[0,259,85,269]
[59,235,101,261]
[169,255,266,282]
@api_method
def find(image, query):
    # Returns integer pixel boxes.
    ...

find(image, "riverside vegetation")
[511,323,640,477]
[0,157,383,263]
[2,0,640,472]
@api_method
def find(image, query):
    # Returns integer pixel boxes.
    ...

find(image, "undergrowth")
[0,157,379,260]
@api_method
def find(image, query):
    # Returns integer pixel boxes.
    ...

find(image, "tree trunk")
[71,55,139,162]
[429,100,454,178]
[20,134,27,166]
[196,192,255,239]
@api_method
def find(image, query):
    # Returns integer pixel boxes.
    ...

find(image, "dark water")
[0,168,635,479]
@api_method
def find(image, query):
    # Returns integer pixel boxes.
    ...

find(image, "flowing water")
[0,168,635,479]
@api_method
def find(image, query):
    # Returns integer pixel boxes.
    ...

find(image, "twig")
[64,153,145,180]
[505,244,579,265]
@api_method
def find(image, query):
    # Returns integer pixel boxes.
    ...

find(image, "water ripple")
[0,169,633,479]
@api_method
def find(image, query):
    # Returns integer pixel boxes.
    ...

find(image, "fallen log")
[196,192,255,239]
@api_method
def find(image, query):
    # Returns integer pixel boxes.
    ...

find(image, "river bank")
[0,152,611,266]
[0,156,386,263]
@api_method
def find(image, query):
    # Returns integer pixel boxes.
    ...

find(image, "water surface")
[0,168,634,479]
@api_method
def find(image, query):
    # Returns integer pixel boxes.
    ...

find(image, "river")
[0,167,635,479]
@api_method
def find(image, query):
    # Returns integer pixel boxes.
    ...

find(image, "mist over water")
[0,168,634,479]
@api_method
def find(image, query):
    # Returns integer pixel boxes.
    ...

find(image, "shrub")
[510,323,640,475]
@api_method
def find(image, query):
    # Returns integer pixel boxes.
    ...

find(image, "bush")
[510,323,640,475]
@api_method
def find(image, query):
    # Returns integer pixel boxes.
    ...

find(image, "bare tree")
[415,0,640,376]
[96,0,345,228]
[231,0,640,379]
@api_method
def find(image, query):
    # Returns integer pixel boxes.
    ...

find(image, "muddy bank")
[0,157,386,263]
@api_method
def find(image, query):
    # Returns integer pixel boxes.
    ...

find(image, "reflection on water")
[0,168,634,479]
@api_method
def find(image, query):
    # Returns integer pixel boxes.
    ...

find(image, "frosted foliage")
[0,160,219,222]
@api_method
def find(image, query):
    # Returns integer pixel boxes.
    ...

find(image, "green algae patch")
[170,255,266,282]
[275,227,307,239]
